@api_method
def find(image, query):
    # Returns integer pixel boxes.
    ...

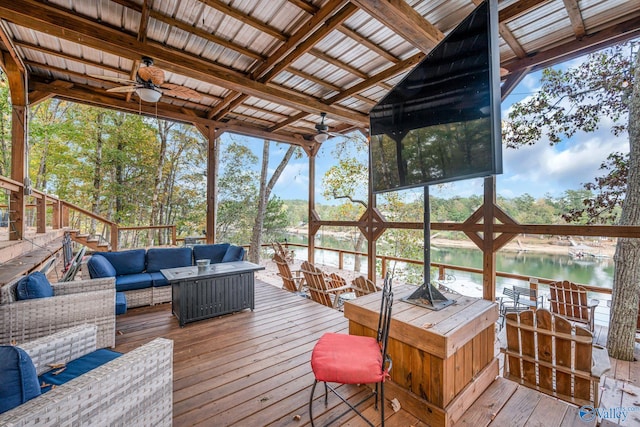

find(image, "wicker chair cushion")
[0,346,41,414]
[193,243,230,264]
[39,349,121,393]
[115,292,127,315]
[87,255,117,278]
[99,249,146,275]
[16,272,53,300]
[222,245,245,262]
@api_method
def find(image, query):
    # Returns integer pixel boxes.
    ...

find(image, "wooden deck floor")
[115,280,640,427]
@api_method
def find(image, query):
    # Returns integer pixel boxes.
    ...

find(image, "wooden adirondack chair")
[273,253,304,293]
[501,309,610,407]
[300,261,352,309]
[350,276,382,297]
[549,280,599,331]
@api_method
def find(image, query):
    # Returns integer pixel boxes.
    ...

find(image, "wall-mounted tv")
[369,0,502,194]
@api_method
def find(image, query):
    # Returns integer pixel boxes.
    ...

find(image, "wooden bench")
[501,309,610,407]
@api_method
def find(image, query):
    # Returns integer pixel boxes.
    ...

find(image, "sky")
[218,50,631,205]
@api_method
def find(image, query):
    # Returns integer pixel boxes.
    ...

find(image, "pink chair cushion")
[311,332,385,384]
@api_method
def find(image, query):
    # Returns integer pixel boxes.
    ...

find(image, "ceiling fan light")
[314,133,329,143]
[136,87,162,103]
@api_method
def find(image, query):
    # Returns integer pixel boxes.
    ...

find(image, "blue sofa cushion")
[87,254,117,278]
[115,292,127,315]
[222,245,245,262]
[39,349,121,393]
[193,243,230,264]
[100,249,146,276]
[115,273,153,292]
[149,272,169,287]
[0,346,41,414]
[146,247,193,273]
[16,272,54,300]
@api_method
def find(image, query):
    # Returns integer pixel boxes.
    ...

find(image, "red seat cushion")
[311,332,385,384]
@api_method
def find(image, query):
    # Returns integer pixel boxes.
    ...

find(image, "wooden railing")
[273,242,613,299]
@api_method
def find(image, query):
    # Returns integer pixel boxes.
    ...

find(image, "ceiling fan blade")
[160,83,202,100]
[138,66,165,85]
[88,74,136,85]
[106,85,139,93]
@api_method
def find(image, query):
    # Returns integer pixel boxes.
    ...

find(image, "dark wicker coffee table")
[161,261,265,327]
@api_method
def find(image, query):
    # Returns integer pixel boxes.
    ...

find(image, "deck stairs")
[68,230,110,252]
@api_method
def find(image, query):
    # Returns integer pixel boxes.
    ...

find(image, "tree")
[504,43,639,360]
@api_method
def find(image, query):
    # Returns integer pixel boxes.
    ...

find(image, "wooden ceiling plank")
[255,0,353,81]
[149,10,266,61]
[269,111,308,132]
[0,1,368,126]
[349,0,444,53]
[198,0,287,41]
[337,25,399,63]
[562,0,586,38]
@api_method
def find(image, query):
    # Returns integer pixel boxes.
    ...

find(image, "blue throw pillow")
[16,272,54,300]
[87,254,117,279]
[146,247,193,272]
[222,245,245,262]
[193,243,230,264]
[0,346,41,414]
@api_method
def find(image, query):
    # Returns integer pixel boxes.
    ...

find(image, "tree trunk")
[150,119,171,229]
[248,143,297,263]
[607,49,640,361]
[90,112,105,234]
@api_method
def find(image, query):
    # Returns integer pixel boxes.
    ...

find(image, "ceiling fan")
[314,113,340,142]
[90,57,202,103]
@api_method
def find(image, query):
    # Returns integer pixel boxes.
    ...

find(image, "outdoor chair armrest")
[20,324,98,375]
[327,284,353,294]
[591,344,611,378]
[51,276,115,296]
[0,337,174,427]
[588,299,600,308]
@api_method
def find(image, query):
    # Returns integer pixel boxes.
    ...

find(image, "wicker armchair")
[0,276,116,348]
[0,325,173,426]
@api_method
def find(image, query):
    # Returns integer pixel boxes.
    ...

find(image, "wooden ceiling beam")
[28,80,74,105]
[286,67,376,105]
[349,0,444,53]
[286,0,317,15]
[336,25,399,64]
[499,23,527,58]
[0,20,25,73]
[562,0,586,38]
[309,48,368,80]
[499,0,551,22]
[504,14,640,74]
[0,0,368,126]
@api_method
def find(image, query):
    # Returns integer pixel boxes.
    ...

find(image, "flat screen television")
[369,0,502,193]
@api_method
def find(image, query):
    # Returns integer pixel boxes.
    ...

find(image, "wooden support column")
[4,51,27,241]
[36,194,46,233]
[52,198,61,229]
[308,151,316,265]
[206,126,218,244]
[61,203,69,227]
[482,176,497,301]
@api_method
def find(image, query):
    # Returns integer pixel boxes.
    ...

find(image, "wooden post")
[171,225,177,246]
[483,176,497,301]
[52,198,61,229]
[110,225,118,251]
[4,51,27,241]
[206,126,218,244]
[36,194,46,233]
[61,203,69,227]
[308,151,316,265]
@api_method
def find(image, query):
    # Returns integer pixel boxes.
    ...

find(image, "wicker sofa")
[87,243,245,308]
[0,324,173,426]
[0,276,116,349]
